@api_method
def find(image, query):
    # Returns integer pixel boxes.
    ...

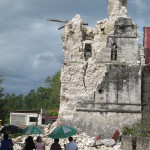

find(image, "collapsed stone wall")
[57,0,141,138]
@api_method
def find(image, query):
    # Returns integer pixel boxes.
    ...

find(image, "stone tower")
[58,0,141,137]
[108,0,127,17]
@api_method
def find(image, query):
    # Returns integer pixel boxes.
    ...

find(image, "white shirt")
[66,141,78,150]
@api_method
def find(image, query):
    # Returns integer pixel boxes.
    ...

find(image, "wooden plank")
[47,19,88,25]
[58,25,66,30]
[47,19,88,30]
[47,19,68,23]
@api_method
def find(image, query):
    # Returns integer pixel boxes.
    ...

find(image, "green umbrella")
[49,126,77,139]
[23,126,43,134]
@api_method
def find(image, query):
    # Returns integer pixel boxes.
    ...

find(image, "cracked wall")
[58,0,141,137]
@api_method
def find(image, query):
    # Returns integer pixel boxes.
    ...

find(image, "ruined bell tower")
[58,0,141,137]
[108,0,127,17]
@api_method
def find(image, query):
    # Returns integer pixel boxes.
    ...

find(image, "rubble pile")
[12,125,122,150]
[13,134,122,150]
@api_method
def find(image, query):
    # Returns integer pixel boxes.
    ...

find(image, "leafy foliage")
[1,93,24,124]
[123,117,150,137]
[47,109,58,116]
[46,71,61,109]
[0,76,4,98]
[0,77,5,124]
[123,126,133,136]
[0,70,61,125]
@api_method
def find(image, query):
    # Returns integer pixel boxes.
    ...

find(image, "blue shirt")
[66,141,78,150]
[1,139,13,150]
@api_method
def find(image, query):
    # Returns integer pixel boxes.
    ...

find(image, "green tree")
[0,70,61,124]
[23,86,51,110]
[36,86,51,108]
[24,89,37,109]
[45,71,61,109]
[0,76,4,98]
[0,76,4,124]
[2,93,24,124]
[4,93,24,111]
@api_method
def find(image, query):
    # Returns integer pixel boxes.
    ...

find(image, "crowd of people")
[0,134,78,150]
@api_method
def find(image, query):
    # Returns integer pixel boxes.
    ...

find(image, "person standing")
[1,134,13,150]
[66,137,78,150]
[35,136,45,150]
[24,136,35,150]
[50,139,61,150]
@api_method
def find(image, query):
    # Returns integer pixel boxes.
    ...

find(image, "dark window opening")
[118,21,125,32]
[98,89,103,94]
[111,43,117,60]
[29,117,37,122]
[42,119,45,124]
[84,43,92,60]
[120,26,125,32]
[101,28,105,33]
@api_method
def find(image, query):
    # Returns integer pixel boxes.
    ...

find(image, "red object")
[144,27,150,64]
[93,134,100,146]
[95,134,100,141]
[112,130,120,141]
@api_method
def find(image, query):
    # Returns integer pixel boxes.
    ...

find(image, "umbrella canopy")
[23,126,43,134]
[49,126,77,139]
[0,125,22,134]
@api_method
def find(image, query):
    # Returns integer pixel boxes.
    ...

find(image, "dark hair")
[36,136,42,142]
[28,136,34,143]
[25,136,35,150]
[3,134,9,139]
[54,139,59,143]
[68,137,73,142]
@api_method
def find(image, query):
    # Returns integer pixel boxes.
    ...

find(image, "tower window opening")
[98,89,103,94]
[111,43,117,60]
[101,28,105,34]
[84,43,92,60]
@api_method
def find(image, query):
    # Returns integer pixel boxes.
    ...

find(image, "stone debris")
[13,133,121,150]
[12,126,122,150]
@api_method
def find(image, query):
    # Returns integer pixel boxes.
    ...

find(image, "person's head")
[54,139,59,143]
[68,137,73,142]
[36,136,42,142]
[3,134,9,139]
[28,136,33,143]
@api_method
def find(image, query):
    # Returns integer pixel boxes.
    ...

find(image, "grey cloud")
[0,0,108,32]
[0,0,149,95]
[130,0,150,14]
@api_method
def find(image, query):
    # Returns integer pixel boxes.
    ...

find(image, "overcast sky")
[0,0,150,95]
